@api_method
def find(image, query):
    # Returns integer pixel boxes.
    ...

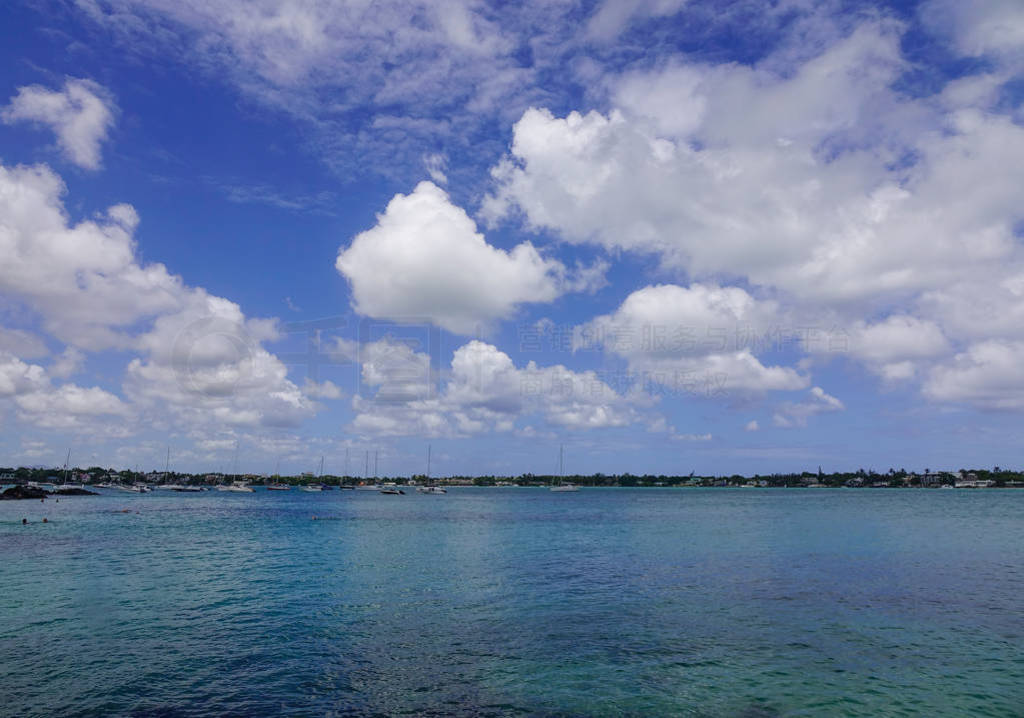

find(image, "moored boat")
[550,445,578,492]
[218,481,254,492]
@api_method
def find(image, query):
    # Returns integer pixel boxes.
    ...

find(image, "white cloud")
[482,23,915,297]
[520,44,889,280]
[349,337,655,437]
[846,316,950,364]
[423,153,448,184]
[923,340,1024,410]
[303,378,343,400]
[0,163,180,350]
[0,159,319,434]
[69,0,539,176]
[337,181,569,334]
[586,0,689,41]
[50,347,86,379]
[745,419,759,432]
[0,327,48,359]
[15,383,131,428]
[577,284,808,395]
[483,17,1024,410]
[922,0,1024,64]
[2,78,116,170]
[671,432,712,442]
[831,315,952,380]
[0,351,129,429]
[0,353,48,398]
[773,386,844,428]
[125,299,315,430]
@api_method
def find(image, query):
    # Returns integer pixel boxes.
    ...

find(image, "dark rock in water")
[53,488,99,496]
[1,485,48,500]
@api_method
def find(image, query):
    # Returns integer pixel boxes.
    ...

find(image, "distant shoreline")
[4,465,1024,492]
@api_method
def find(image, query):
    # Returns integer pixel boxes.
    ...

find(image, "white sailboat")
[550,445,578,492]
[58,449,85,490]
[267,458,290,490]
[416,445,446,494]
[302,456,328,491]
[355,450,382,490]
[224,481,254,492]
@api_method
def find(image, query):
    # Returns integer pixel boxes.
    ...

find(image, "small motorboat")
[218,481,254,493]
[550,483,579,492]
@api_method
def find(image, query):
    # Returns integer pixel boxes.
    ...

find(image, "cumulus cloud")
[482,23,914,296]
[577,284,807,395]
[0,159,319,433]
[0,327,48,359]
[2,78,116,170]
[125,296,314,430]
[923,341,1024,410]
[483,17,1024,411]
[0,351,129,429]
[0,164,181,350]
[815,315,952,380]
[303,378,343,400]
[15,383,131,428]
[773,387,844,428]
[922,0,1024,64]
[337,181,572,334]
[0,353,48,398]
[349,337,655,437]
[50,347,86,379]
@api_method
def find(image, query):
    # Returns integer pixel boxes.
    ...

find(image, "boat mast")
[559,444,564,484]
[427,444,432,481]
[364,450,369,479]
[345,448,350,478]
[318,455,324,478]
[64,448,71,484]
[374,450,378,478]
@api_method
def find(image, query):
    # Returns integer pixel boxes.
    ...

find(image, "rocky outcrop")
[0,485,98,500]
[1,485,48,500]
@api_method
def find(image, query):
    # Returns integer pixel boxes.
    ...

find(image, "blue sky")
[1,0,1023,476]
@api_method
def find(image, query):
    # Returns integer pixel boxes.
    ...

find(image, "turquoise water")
[1,488,1022,717]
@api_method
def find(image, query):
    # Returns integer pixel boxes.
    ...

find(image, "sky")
[1,0,1023,477]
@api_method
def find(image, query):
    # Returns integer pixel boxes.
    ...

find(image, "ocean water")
[1,487,1022,717]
